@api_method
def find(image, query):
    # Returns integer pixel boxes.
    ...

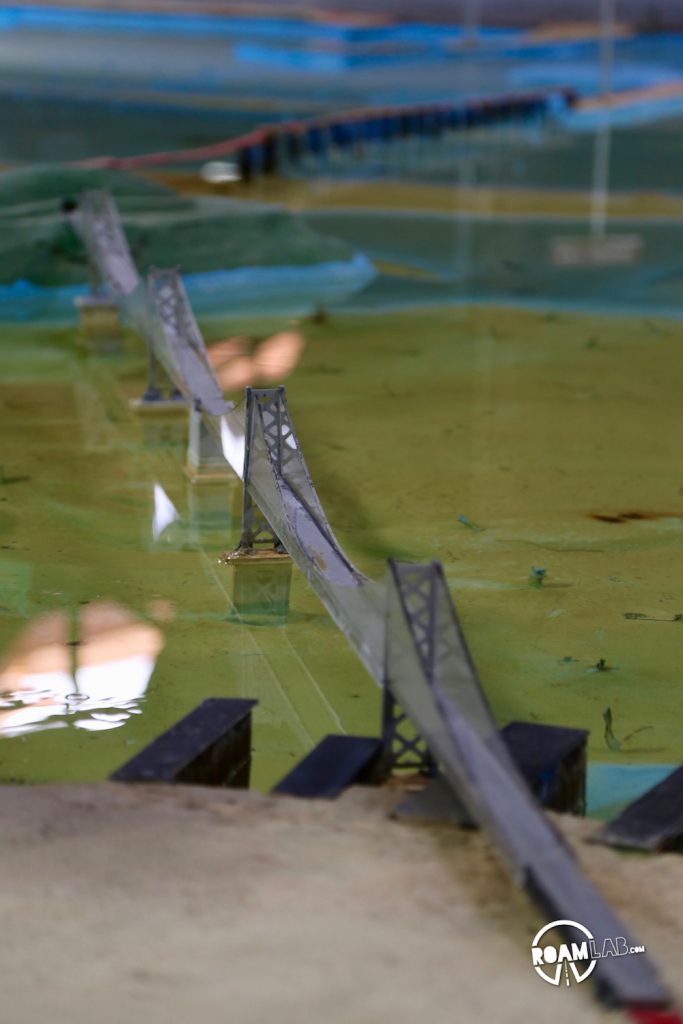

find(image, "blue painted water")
[587,763,675,819]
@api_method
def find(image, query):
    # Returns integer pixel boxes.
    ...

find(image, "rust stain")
[311,550,327,571]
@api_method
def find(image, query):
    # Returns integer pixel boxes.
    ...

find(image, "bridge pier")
[130,349,186,413]
[222,388,292,619]
[229,387,291,559]
[74,292,123,354]
[225,550,293,624]
[184,400,235,484]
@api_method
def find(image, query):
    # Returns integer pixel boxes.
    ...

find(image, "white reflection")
[220,413,246,479]
[152,482,180,541]
[200,160,241,184]
[76,653,155,706]
[208,329,305,392]
[0,602,163,737]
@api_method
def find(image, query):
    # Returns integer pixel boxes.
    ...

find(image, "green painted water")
[0,321,377,788]
[2,302,683,797]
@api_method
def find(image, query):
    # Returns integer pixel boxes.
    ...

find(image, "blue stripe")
[0,5,519,44]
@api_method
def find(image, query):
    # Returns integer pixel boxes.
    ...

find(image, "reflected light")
[207,329,305,392]
[206,337,249,366]
[216,356,255,391]
[145,597,176,622]
[220,413,245,478]
[152,482,180,541]
[0,602,163,737]
[200,160,241,184]
[251,329,305,382]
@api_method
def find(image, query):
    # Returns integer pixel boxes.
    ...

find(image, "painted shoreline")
[0,5,517,43]
[0,251,376,322]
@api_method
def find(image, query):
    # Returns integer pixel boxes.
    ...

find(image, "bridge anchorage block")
[74,292,123,353]
[270,685,437,803]
[501,720,588,817]
[595,763,683,853]
[392,721,589,826]
[110,697,258,788]
[272,735,384,800]
[184,400,236,483]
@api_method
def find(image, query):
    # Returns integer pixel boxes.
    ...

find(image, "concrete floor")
[1,781,681,1023]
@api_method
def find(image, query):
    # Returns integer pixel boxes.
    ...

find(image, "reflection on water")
[207,328,305,392]
[0,602,163,736]
[151,481,236,551]
[152,482,181,542]
[226,554,293,626]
